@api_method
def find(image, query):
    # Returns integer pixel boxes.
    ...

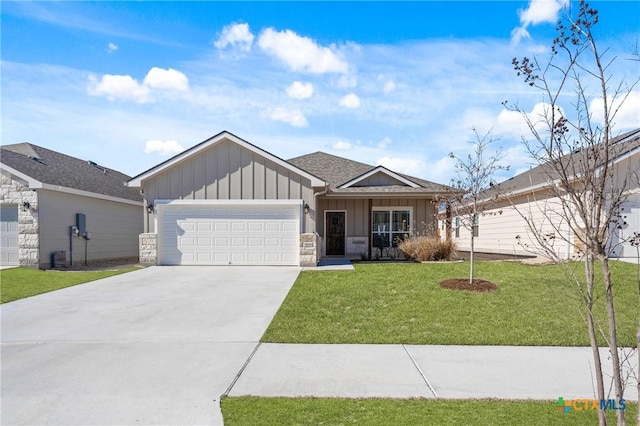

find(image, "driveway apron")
[1,266,299,425]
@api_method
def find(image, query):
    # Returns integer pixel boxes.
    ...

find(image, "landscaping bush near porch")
[398,236,457,261]
[261,262,637,346]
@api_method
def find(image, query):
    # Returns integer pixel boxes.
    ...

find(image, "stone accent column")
[139,233,157,266]
[299,233,319,267]
[1,172,39,267]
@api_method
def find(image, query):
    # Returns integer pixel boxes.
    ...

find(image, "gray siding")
[353,173,406,187]
[38,190,142,267]
[143,139,315,233]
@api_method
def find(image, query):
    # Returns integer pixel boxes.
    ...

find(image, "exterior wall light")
[20,201,31,211]
[303,203,310,215]
[146,203,154,214]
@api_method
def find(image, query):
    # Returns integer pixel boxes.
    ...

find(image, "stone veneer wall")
[139,233,157,266]
[346,236,369,258]
[299,233,319,266]
[0,172,39,267]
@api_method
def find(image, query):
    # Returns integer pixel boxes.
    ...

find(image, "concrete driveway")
[1,266,299,425]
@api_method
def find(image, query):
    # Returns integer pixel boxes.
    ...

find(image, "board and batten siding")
[353,173,405,187]
[38,190,142,267]
[317,197,437,237]
[143,139,315,233]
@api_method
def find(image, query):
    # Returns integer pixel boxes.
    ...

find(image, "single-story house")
[0,143,143,268]
[443,128,640,261]
[127,131,449,266]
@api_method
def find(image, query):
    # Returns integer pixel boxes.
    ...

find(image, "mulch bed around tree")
[439,278,498,292]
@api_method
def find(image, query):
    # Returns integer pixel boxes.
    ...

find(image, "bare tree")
[506,2,639,425]
[448,129,507,284]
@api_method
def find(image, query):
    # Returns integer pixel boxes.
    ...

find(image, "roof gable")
[128,131,325,188]
[288,151,448,193]
[0,143,142,202]
[339,166,420,188]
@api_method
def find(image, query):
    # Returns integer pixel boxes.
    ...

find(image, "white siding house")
[444,128,640,262]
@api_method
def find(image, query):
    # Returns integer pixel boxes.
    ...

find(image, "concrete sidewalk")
[228,343,639,401]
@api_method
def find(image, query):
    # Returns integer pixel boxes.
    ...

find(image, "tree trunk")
[599,255,625,426]
[585,256,607,426]
[636,247,640,426]
[469,229,474,284]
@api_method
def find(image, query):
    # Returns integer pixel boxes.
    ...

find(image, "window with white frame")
[372,208,411,248]
[454,216,460,238]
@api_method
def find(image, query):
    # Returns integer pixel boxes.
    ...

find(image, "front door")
[326,211,345,256]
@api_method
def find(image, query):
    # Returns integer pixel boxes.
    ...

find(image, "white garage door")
[1,205,20,266]
[158,202,300,266]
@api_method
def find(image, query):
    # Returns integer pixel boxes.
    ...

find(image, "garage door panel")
[159,203,300,266]
[265,223,280,232]
[231,223,246,232]
[215,223,229,232]
[248,223,263,232]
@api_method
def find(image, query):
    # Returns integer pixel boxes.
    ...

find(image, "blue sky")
[2,1,639,182]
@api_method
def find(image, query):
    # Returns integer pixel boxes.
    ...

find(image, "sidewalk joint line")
[221,341,261,398]
[403,344,438,398]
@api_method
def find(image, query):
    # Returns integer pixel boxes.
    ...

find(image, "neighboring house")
[0,143,143,268]
[127,131,449,266]
[442,128,640,261]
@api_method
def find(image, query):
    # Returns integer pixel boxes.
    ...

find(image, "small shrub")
[398,236,457,261]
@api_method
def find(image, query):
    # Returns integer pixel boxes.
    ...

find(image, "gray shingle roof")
[287,151,448,193]
[494,128,640,195]
[1,143,142,202]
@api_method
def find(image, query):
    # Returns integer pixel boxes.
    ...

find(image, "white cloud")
[258,27,349,74]
[495,102,564,139]
[286,81,314,99]
[511,0,569,44]
[376,156,425,177]
[88,67,189,102]
[339,93,360,108]
[383,80,396,94]
[263,107,308,127]
[590,91,640,131]
[88,74,151,103]
[214,22,254,52]
[377,136,391,149]
[143,67,189,91]
[333,140,352,150]
[107,42,118,53]
[144,139,184,155]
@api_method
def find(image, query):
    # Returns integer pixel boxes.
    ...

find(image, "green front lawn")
[262,261,637,346]
[222,397,636,426]
[0,267,140,303]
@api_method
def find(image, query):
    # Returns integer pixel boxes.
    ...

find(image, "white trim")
[154,199,304,207]
[339,166,420,188]
[39,184,142,206]
[128,131,325,187]
[1,165,43,188]
[324,210,347,256]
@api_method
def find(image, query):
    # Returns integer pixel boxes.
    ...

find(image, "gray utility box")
[51,251,67,268]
